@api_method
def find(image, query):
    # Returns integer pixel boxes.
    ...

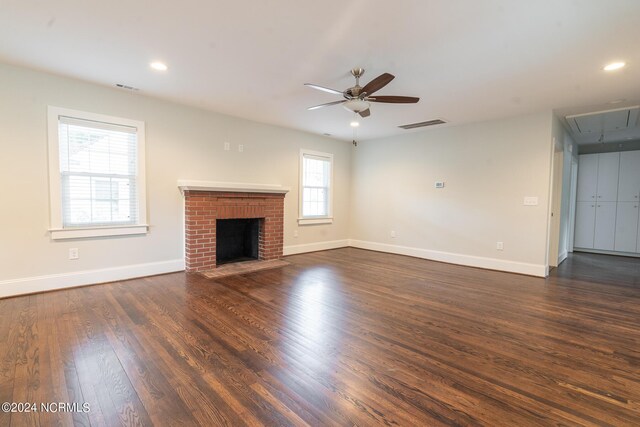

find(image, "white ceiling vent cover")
[566,106,639,134]
[115,83,140,91]
[399,119,447,129]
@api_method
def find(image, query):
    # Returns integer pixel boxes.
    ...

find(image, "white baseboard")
[0,259,185,299]
[283,239,349,256]
[348,239,547,277]
[0,238,548,299]
[574,248,640,258]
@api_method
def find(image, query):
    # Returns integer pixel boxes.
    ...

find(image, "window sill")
[49,224,149,240]
[298,217,333,225]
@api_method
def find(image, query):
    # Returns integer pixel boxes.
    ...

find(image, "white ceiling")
[1,0,640,141]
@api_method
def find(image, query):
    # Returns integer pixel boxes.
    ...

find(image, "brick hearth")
[183,191,285,272]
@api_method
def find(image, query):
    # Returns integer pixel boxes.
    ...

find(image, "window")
[299,149,333,225]
[47,107,147,239]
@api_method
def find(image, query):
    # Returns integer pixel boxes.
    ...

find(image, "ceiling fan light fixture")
[343,99,370,113]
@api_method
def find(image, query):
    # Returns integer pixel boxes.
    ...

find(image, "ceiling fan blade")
[358,108,371,118]
[361,73,395,95]
[307,100,345,110]
[304,83,344,96]
[369,96,419,103]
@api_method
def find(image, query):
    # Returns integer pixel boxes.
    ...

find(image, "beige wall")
[349,112,554,276]
[0,63,352,286]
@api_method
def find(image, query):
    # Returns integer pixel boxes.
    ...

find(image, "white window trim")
[47,106,148,239]
[298,149,333,226]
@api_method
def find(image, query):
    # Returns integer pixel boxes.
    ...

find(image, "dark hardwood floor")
[1,248,639,426]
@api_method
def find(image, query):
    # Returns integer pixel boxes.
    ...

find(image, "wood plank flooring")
[1,248,639,426]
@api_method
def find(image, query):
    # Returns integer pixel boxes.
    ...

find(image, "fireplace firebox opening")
[216,218,260,265]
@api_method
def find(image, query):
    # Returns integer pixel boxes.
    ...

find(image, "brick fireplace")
[179,181,289,272]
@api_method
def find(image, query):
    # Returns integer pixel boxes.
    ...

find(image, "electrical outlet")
[293,230,299,238]
[69,248,79,260]
[390,230,397,238]
[238,144,244,152]
[224,142,230,151]
[496,242,504,251]
[524,196,538,206]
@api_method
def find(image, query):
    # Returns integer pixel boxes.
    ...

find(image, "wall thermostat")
[435,181,445,188]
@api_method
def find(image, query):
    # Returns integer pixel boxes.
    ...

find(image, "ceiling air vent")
[115,83,140,91]
[398,119,447,130]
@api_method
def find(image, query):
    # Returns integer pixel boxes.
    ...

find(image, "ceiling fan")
[305,68,419,118]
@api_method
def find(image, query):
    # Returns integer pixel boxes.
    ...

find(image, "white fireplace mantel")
[177,180,290,194]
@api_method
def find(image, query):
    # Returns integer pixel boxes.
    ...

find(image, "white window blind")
[301,152,331,218]
[58,116,139,227]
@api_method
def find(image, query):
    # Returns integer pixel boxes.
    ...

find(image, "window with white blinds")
[48,107,147,239]
[299,149,333,225]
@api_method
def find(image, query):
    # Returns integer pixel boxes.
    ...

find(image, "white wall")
[349,112,554,276]
[0,63,351,296]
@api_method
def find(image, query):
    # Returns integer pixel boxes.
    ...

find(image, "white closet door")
[596,152,620,202]
[574,201,596,248]
[594,202,617,250]
[577,154,598,202]
[614,202,639,252]
[617,151,640,202]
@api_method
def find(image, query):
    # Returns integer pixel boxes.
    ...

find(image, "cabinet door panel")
[574,201,596,249]
[617,151,640,202]
[596,152,620,202]
[594,202,617,250]
[577,154,598,202]
[614,202,639,253]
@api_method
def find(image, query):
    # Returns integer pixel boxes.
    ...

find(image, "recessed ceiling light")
[350,121,360,128]
[603,61,625,71]
[150,61,168,71]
